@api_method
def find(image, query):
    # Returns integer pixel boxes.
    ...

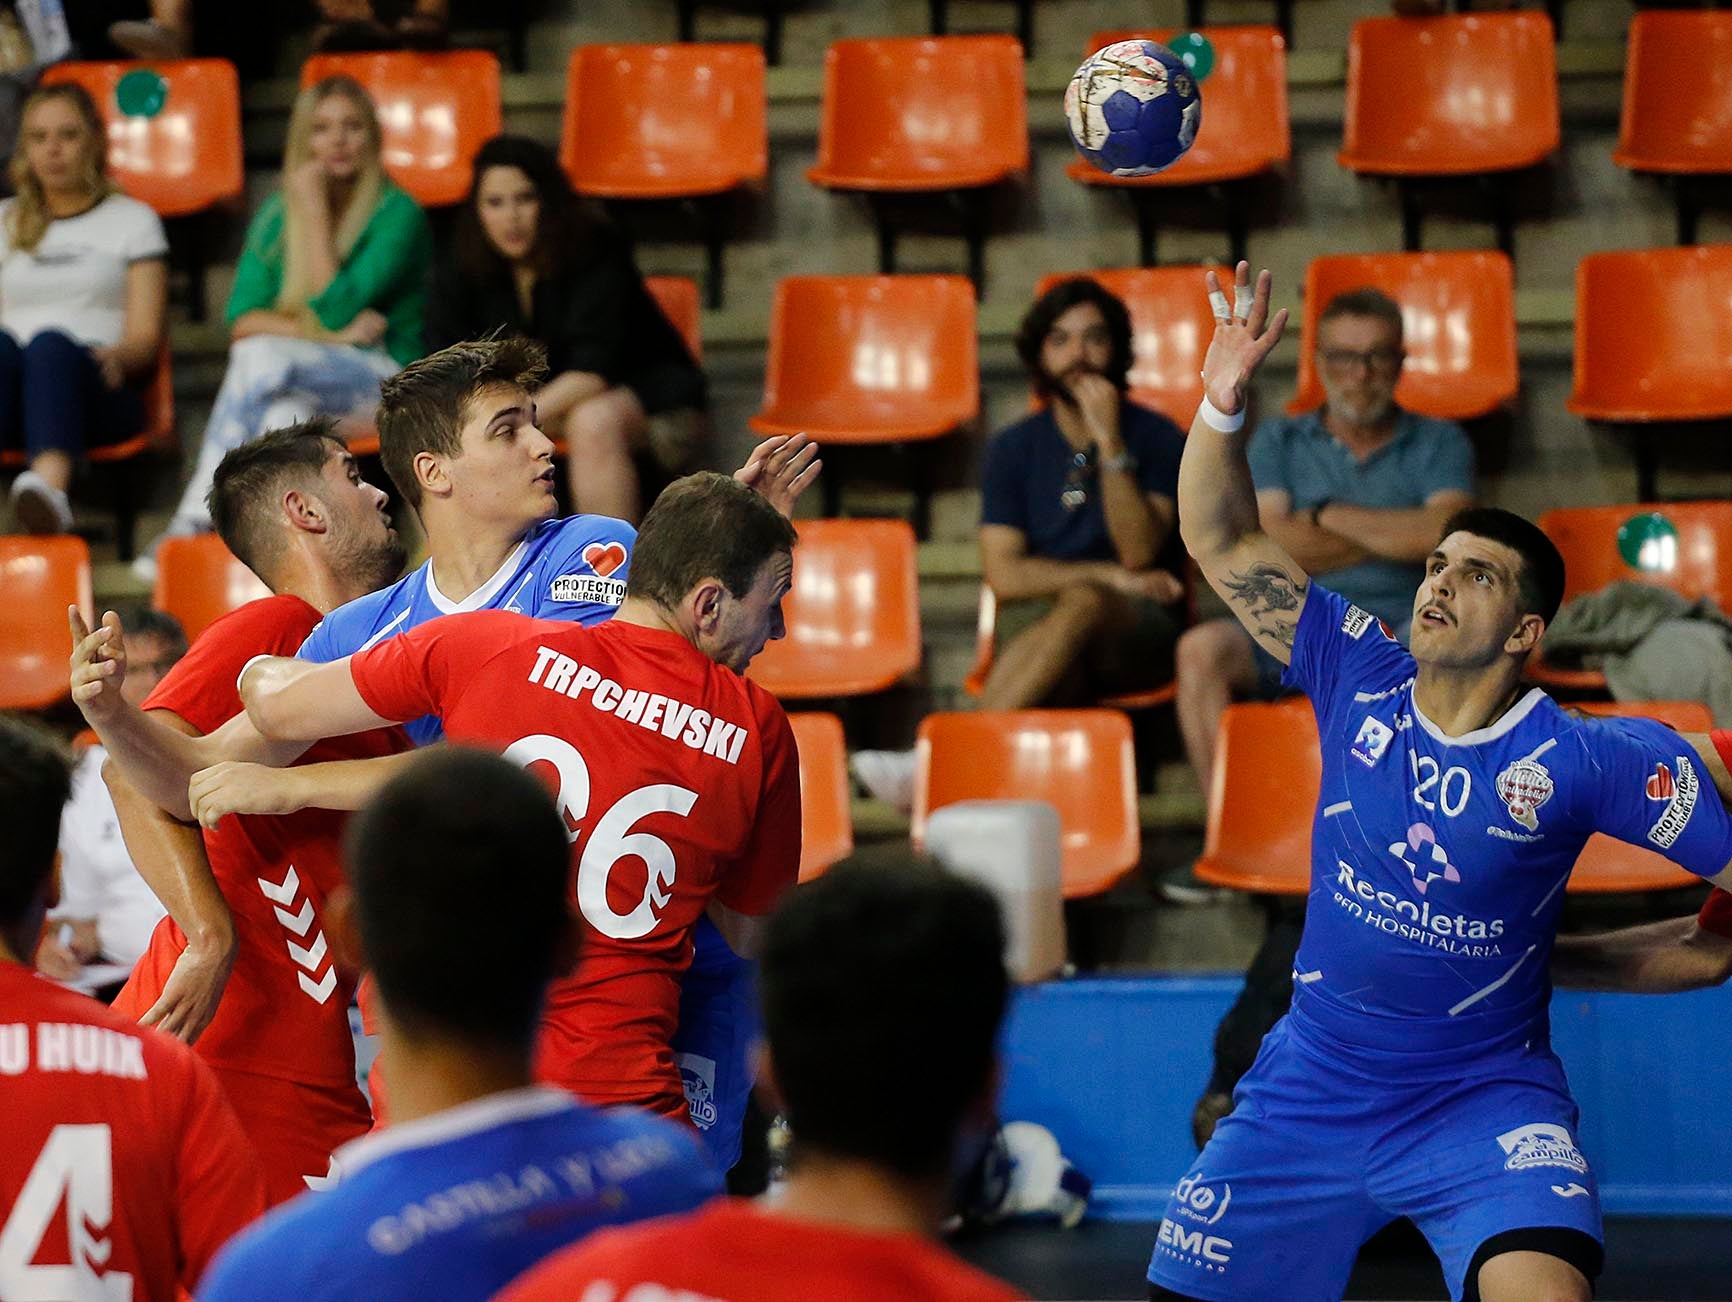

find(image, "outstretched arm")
[240,655,398,741]
[1182,264,1308,665]
[1552,917,1732,992]
[189,751,421,828]
[70,609,305,821]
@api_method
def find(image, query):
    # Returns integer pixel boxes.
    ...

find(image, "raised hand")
[734,433,822,518]
[1201,262,1289,418]
[69,607,128,724]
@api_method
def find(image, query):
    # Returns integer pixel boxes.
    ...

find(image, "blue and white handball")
[1064,40,1202,178]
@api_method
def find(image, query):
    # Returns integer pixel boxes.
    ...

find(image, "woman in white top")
[0,83,168,534]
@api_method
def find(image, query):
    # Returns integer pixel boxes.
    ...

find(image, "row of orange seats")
[6,502,1729,897]
[46,14,1732,237]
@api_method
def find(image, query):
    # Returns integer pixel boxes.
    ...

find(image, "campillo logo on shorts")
[1497,1123,1588,1175]
[676,1052,719,1131]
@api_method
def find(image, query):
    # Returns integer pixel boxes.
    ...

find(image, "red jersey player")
[1552,727,1732,991]
[500,856,1028,1302]
[0,716,266,1300]
[69,421,409,1203]
[236,471,803,1120]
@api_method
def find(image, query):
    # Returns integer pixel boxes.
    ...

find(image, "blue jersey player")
[1147,264,1732,1302]
[198,748,719,1302]
[194,337,818,1176]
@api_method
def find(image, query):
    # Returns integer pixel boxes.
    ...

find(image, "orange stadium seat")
[152,535,271,643]
[1531,502,1732,692]
[1287,251,1518,422]
[560,43,765,306]
[643,275,703,364]
[809,36,1026,286]
[751,275,978,444]
[1614,12,1732,244]
[1068,28,1289,266]
[560,44,766,200]
[1032,266,1217,428]
[961,582,1180,713]
[746,519,921,699]
[1194,698,1317,896]
[301,50,501,207]
[0,537,93,711]
[788,712,854,881]
[0,342,174,560]
[1568,246,1732,499]
[43,59,242,217]
[1341,15,1558,253]
[912,709,1141,899]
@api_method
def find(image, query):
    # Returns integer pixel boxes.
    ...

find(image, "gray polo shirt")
[1247,409,1475,636]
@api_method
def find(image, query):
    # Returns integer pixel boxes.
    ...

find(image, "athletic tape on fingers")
[1208,289,1231,321]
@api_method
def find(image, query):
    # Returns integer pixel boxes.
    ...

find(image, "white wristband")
[1199,397,1245,433]
[235,653,273,697]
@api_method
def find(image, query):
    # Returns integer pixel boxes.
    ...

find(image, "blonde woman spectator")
[138,74,430,578]
[2,82,167,534]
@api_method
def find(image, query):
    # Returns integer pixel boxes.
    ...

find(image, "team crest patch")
[1648,754,1700,849]
[1351,716,1394,768]
[1497,1123,1588,1175]
[1495,758,1553,832]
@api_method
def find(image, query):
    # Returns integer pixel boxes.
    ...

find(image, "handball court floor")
[954,1217,1732,1301]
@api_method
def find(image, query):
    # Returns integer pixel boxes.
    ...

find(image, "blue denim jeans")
[0,329,142,460]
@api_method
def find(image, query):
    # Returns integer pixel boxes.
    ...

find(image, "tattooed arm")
[1181,263,1308,665]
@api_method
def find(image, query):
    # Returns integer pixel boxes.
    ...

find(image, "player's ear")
[1505,614,1544,656]
[327,886,366,974]
[282,486,329,536]
[690,578,727,633]
[414,450,450,501]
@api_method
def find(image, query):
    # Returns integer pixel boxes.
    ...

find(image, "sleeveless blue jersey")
[299,515,636,743]
[1285,586,1732,1067]
[197,1087,719,1301]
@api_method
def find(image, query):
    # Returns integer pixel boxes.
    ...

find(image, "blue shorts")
[1147,1017,1603,1302]
[672,916,760,1172]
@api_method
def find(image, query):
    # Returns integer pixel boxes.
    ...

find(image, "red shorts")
[210,1064,371,1206]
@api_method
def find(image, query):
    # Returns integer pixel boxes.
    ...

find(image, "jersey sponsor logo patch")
[1552,1183,1591,1199]
[1333,861,1507,953]
[1172,1174,1232,1227]
[549,573,626,606]
[1647,763,1675,801]
[1497,1123,1588,1175]
[1648,753,1700,849]
[1341,605,1375,639]
[1387,823,1460,895]
[1156,1218,1233,1273]
[1351,716,1394,768]
[582,540,627,577]
[1486,825,1543,844]
[1495,758,1553,832]
[677,1052,720,1131]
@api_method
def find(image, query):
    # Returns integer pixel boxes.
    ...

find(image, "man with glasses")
[1170,287,1475,1141]
[852,278,1187,813]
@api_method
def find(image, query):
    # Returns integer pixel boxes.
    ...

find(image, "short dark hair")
[1014,277,1135,399]
[114,604,188,661]
[454,135,597,284]
[627,472,797,610]
[760,854,1008,1180]
[209,420,347,581]
[1440,506,1567,627]
[377,335,549,509]
[0,715,72,927]
[1318,287,1405,343]
[344,747,573,1050]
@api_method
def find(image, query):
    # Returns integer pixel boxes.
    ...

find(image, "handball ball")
[1064,40,1202,178]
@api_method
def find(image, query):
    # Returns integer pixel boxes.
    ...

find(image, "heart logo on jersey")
[1647,763,1674,802]
[582,541,627,578]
